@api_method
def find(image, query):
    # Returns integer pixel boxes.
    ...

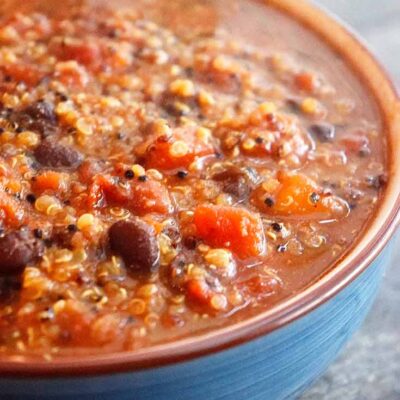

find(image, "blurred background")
[302,1,400,399]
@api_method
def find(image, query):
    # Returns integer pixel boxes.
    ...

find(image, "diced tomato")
[78,160,104,183]
[54,61,89,88]
[131,179,173,215]
[186,279,212,305]
[340,134,370,155]
[1,64,46,86]
[32,171,69,193]
[0,186,25,227]
[161,312,185,328]
[90,314,126,345]
[51,39,101,69]
[241,273,282,298]
[88,174,173,215]
[294,72,319,93]
[193,205,265,259]
[54,300,94,345]
[143,128,215,170]
[87,175,108,209]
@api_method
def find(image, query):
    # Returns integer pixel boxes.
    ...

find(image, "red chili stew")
[0,0,386,358]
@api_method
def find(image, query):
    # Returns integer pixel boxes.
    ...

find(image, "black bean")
[308,123,335,142]
[286,99,301,113]
[0,276,21,302]
[183,236,197,250]
[10,101,57,137]
[50,225,76,249]
[212,166,252,202]
[0,230,44,275]
[26,100,56,123]
[109,218,160,275]
[163,254,188,293]
[34,139,83,170]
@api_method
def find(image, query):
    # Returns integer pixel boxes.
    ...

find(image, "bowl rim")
[1,0,399,377]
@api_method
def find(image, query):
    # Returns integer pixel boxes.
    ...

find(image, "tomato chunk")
[32,171,68,193]
[54,300,93,345]
[186,279,212,305]
[88,174,172,215]
[51,39,101,69]
[340,134,370,156]
[0,186,25,227]
[1,64,46,86]
[193,205,265,259]
[294,72,319,93]
[143,128,215,170]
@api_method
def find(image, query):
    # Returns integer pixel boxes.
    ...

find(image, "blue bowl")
[0,1,399,399]
[0,241,396,400]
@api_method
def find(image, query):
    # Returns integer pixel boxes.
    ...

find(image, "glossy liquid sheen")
[0,0,386,358]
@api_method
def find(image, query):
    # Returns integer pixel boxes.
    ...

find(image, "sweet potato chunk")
[193,205,265,259]
[256,171,349,217]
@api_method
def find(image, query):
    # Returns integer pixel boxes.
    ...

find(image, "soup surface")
[0,0,386,358]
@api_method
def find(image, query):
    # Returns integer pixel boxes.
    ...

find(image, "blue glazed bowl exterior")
[0,239,394,400]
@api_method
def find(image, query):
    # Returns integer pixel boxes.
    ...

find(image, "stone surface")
[302,2,400,399]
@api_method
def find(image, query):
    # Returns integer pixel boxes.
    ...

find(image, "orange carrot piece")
[258,171,348,217]
[294,72,319,93]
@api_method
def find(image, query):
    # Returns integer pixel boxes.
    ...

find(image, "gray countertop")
[302,1,400,399]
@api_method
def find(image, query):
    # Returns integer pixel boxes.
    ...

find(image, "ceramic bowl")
[0,1,399,399]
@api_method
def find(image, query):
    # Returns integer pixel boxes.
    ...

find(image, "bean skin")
[109,218,160,275]
[212,166,255,202]
[34,139,83,170]
[11,100,57,137]
[308,123,335,142]
[0,230,45,275]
